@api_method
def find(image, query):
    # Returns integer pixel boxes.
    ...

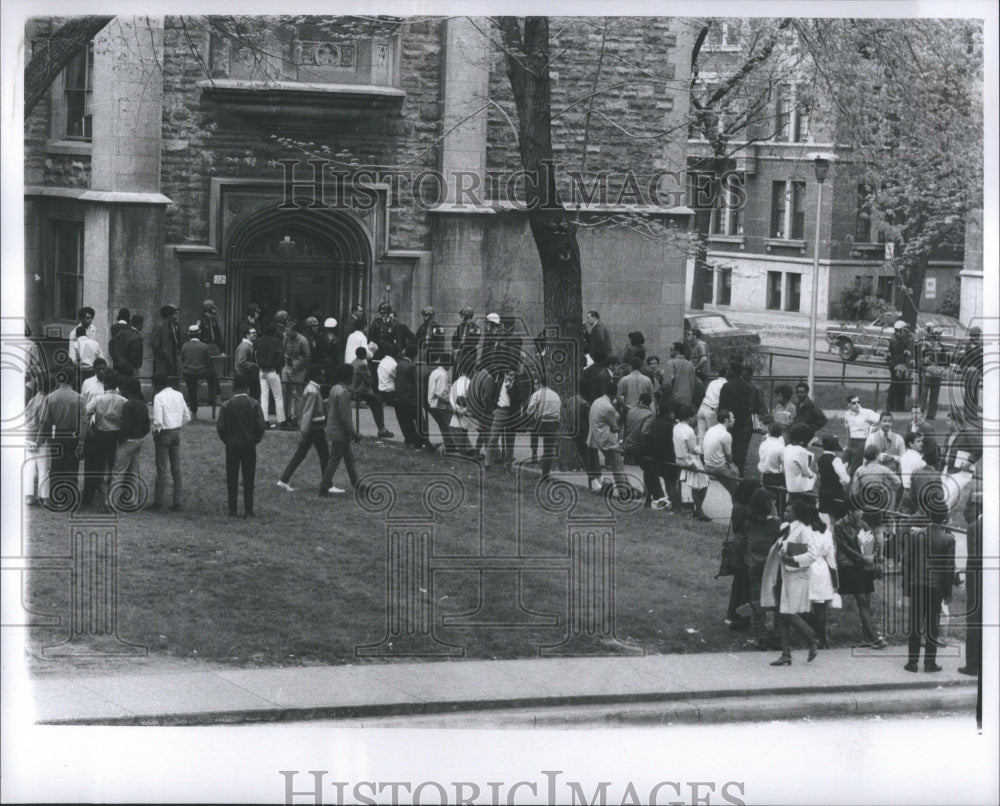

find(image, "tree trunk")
[24,16,114,117]
[498,17,585,370]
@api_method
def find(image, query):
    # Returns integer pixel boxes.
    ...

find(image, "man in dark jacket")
[110,376,150,510]
[216,374,266,517]
[180,324,212,418]
[109,312,144,375]
[718,363,754,474]
[393,343,425,448]
[151,305,181,387]
[899,508,955,673]
[452,306,481,357]
[792,381,828,440]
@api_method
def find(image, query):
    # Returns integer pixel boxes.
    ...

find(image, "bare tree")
[24,16,113,116]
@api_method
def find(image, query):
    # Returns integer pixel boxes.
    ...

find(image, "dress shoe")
[807,642,818,662]
[924,662,943,673]
[957,666,979,676]
[871,637,889,650]
[770,655,792,666]
[377,429,395,438]
[903,662,919,672]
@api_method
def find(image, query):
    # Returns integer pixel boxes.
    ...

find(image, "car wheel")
[839,339,857,362]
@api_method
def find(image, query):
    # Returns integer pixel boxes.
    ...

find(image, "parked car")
[683,312,763,372]
[825,311,969,362]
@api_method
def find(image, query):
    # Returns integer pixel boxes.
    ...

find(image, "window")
[855,184,873,242]
[706,20,742,49]
[790,182,806,240]
[775,85,792,142]
[770,182,786,238]
[709,173,745,236]
[52,222,84,321]
[774,84,810,143]
[767,271,782,310]
[876,276,894,301]
[716,267,732,306]
[785,273,802,312]
[64,42,94,140]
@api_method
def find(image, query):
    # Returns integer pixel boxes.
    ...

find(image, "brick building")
[683,20,964,324]
[23,15,695,364]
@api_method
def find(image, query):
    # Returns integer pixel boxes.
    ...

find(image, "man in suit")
[587,378,628,496]
[109,313,145,376]
[151,305,182,388]
[899,500,955,673]
[35,371,89,505]
[216,374,266,517]
[452,306,481,358]
[584,310,612,363]
[180,324,212,418]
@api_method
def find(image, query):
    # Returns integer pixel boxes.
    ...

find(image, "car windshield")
[690,315,734,332]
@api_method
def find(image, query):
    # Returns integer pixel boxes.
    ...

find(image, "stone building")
[24,15,694,363]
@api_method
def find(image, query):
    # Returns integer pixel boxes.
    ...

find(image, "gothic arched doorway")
[225,206,371,348]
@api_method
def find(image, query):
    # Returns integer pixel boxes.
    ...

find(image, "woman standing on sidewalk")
[770,498,821,666]
[833,508,887,649]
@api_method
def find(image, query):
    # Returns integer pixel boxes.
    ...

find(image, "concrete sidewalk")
[29,646,977,726]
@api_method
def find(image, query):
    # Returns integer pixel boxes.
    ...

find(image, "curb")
[36,680,977,727]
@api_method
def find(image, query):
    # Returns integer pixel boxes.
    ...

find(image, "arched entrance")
[225,206,371,346]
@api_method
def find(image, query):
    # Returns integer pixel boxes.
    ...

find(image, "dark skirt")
[838,563,875,596]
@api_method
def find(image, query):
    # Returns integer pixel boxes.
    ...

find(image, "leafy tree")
[794,18,983,326]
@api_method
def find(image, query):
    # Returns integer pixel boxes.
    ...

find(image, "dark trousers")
[731,425,753,475]
[888,378,907,412]
[48,436,82,501]
[280,428,329,483]
[183,373,206,414]
[394,402,422,447]
[358,392,385,430]
[727,567,750,622]
[762,472,786,512]
[534,419,560,477]
[225,445,257,514]
[920,376,941,419]
[319,440,359,492]
[906,583,943,666]
[638,457,679,505]
[82,430,118,504]
[430,407,458,453]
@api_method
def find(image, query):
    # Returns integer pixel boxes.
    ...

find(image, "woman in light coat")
[770,498,821,666]
[808,510,838,648]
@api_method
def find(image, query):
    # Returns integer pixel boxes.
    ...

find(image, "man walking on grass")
[277,365,329,492]
[151,372,191,511]
[216,374,266,517]
[319,363,363,496]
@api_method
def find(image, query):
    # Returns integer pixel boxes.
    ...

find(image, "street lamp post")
[807,152,837,395]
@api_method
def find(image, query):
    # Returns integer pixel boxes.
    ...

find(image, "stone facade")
[23,15,695,362]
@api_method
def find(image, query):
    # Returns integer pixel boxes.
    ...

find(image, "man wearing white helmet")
[887,320,912,412]
[317,317,340,386]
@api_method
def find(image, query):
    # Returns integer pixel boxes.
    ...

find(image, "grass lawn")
[22,417,968,669]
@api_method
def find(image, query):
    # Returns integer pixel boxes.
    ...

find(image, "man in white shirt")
[702,408,740,497]
[151,371,191,510]
[843,395,880,474]
[80,359,109,408]
[427,360,455,454]
[757,421,786,504]
[697,372,727,446]
[865,410,905,472]
[525,376,562,478]
[344,318,372,366]
[377,349,398,397]
[71,324,105,386]
[618,357,654,411]
[899,431,925,492]
[67,306,96,345]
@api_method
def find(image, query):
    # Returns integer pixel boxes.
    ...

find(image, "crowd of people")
[22,302,984,674]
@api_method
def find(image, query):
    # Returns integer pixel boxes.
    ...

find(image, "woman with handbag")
[770,498,821,666]
[834,508,887,648]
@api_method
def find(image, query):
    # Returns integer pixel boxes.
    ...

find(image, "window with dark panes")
[855,184,873,242]
[64,42,94,140]
[785,273,801,312]
[790,182,806,239]
[770,182,786,238]
[775,85,792,141]
[53,222,84,321]
[717,267,732,305]
[766,271,782,310]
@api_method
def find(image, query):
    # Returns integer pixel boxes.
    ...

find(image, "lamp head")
[809,152,837,183]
